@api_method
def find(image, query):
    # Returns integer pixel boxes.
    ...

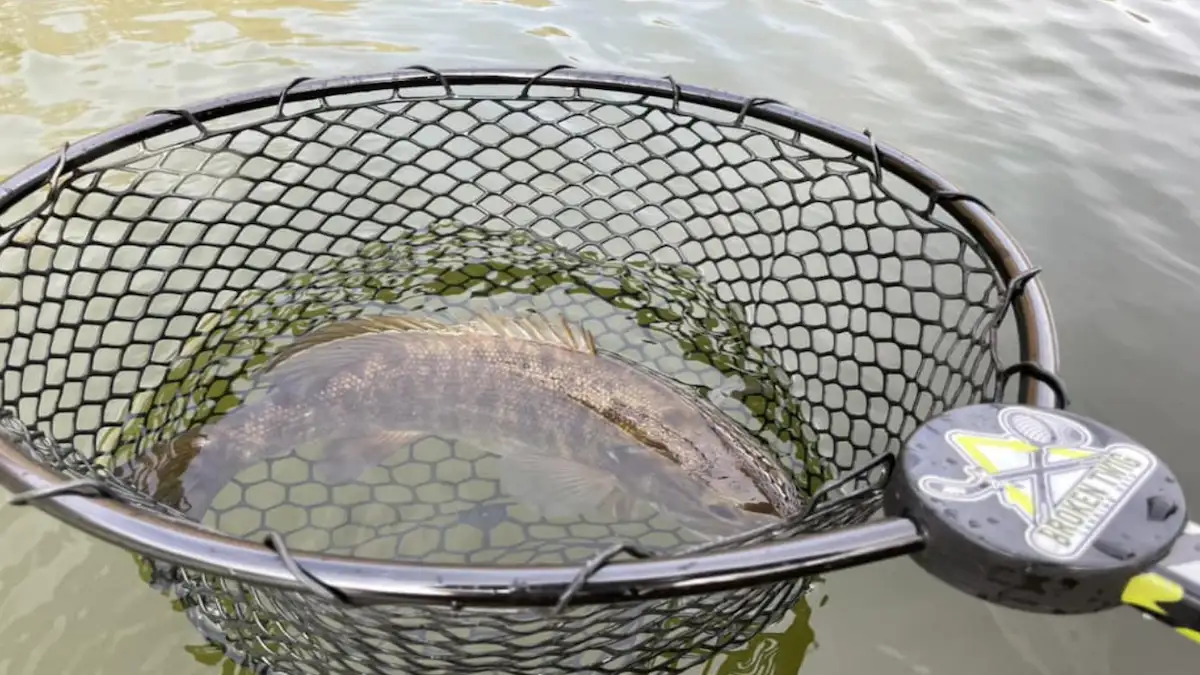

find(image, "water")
[0,0,1197,673]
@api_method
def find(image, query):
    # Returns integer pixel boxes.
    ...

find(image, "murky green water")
[1,0,1198,673]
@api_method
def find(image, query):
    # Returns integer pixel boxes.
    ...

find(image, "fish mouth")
[739,500,779,517]
[704,500,779,523]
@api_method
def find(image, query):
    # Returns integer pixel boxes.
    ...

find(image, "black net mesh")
[0,69,1044,675]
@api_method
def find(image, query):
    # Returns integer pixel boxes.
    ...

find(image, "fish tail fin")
[133,425,239,518]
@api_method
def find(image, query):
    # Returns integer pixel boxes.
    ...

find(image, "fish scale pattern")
[0,69,1040,674]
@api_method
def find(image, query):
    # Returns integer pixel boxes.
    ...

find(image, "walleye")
[152,312,805,539]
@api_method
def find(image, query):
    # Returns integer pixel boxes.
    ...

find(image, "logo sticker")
[918,406,1157,561]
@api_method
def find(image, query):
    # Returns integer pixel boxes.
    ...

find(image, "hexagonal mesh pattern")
[0,69,1045,675]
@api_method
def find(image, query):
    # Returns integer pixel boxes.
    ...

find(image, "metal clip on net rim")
[0,67,1056,608]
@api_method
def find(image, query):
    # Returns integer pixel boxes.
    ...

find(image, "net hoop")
[0,66,1059,609]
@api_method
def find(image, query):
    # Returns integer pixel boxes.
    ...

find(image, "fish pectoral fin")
[314,431,427,485]
[601,491,641,522]
[498,454,619,519]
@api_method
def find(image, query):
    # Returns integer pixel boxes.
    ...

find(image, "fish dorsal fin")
[266,311,597,375]
[266,314,451,369]
[454,312,597,355]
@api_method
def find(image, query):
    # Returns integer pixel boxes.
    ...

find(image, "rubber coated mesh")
[0,70,1027,675]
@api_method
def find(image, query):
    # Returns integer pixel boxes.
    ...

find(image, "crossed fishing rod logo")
[917,406,1109,528]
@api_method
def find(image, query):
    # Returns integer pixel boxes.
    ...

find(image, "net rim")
[0,65,1060,607]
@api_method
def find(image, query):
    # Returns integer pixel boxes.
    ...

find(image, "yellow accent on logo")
[1122,573,1200,644]
[1048,448,1095,460]
[946,433,1038,475]
[1003,485,1035,519]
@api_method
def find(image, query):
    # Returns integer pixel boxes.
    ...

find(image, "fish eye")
[708,504,737,520]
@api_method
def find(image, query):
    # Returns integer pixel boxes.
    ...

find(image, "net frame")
[0,66,1062,671]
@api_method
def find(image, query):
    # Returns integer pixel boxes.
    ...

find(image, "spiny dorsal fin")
[454,311,597,355]
[267,314,452,368]
[267,311,597,370]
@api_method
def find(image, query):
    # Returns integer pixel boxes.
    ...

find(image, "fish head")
[695,491,780,530]
[664,484,782,540]
[624,442,780,538]
[650,406,783,521]
[698,461,782,520]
